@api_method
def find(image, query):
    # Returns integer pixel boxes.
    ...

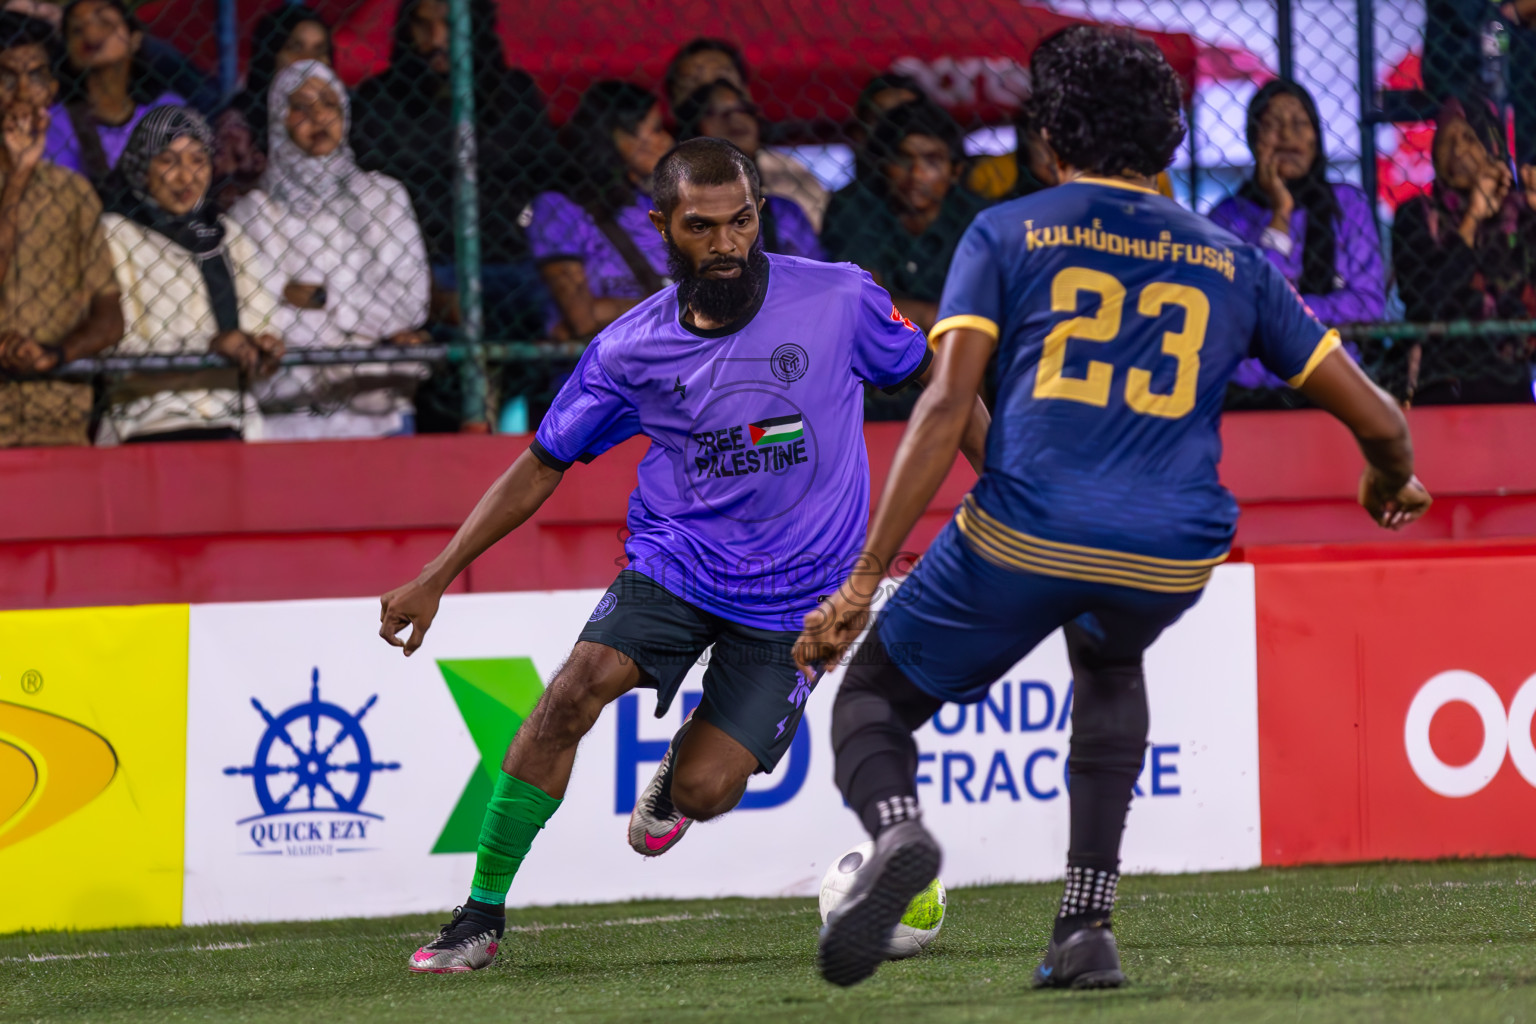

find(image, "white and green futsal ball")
[818,841,946,958]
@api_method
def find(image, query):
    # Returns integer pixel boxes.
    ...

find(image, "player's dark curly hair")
[1029,26,1185,177]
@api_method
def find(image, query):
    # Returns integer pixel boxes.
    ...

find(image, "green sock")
[468,771,562,906]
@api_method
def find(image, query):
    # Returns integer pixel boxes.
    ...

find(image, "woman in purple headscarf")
[1390,95,1536,405]
[1209,80,1385,395]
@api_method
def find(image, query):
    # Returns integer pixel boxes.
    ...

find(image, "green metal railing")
[54,342,588,376]
[1338,320,1536,341]
[50,320,1532,376]
[448,0,487,428]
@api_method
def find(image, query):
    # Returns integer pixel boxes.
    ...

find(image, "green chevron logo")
[432,658,545,853]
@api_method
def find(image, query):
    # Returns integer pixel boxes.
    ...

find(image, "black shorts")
[577,570,816,772]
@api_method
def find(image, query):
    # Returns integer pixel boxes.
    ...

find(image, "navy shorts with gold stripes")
[872,510,1208,704]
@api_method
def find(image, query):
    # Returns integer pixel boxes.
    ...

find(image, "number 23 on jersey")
[1034,267,1211,420]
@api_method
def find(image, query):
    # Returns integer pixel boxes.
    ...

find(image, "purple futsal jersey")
[531,254,932,631]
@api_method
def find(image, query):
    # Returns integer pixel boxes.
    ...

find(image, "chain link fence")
[0,0,1531,446]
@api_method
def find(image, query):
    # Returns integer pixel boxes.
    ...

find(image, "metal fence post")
[1276,0,1294,83]
[217,0,238,99]
[1357,0,1380,232]
[1186,94,1200,210]
[448,0,487,429]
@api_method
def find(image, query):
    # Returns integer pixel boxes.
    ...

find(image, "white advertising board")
[909,562,1262,885]
[183,565,1258,924]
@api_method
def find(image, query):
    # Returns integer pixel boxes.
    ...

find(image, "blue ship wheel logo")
[225,668,400,817]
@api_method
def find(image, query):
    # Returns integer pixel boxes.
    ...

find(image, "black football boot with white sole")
[816,818,943,987]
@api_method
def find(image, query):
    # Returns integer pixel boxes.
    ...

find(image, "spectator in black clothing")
[822,99,988,332]
[1422,0,1536,166]
[845,73,923,150]
[350,0,554,344]
[211,5,331,211]
[967,96,1060,201]
[1505,1,1536,167]
[1391,95,1536,404]
[673,79,824,262]
[839,73,925,204]
[662,36,747,110]
[136,36,217,115]
[662,37,828,229]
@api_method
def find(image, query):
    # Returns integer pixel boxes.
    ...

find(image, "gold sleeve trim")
[930,315,1000,342]
[1286,329,1343,389]
[1072,175,1159,196]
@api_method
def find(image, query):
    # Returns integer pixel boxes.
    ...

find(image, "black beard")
[667,238,768,326]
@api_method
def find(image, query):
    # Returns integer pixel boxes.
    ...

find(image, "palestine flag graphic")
[748,414,804,446]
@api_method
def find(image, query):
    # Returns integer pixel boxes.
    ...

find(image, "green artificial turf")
[3,860,1534,1023]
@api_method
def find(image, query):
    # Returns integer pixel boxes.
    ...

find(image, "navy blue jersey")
[934,177,1339,591]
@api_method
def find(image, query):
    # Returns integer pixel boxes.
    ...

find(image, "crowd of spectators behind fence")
[0,1,1534,447]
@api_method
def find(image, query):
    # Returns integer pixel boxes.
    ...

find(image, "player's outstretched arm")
[379,448,565,655]
[795,327,995,675]
[1298,349,1432,530]
[917,359,991,473]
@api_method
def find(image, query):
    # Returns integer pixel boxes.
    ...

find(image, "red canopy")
[137,0,1199,126]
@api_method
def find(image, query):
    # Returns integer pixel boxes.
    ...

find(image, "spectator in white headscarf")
[230,59,430,440]
[99,105,281,445]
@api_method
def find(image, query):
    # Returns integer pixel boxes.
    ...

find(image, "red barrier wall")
[1221,404,1536,549]
[1,404,1533,610]
[1256,555,1536,865]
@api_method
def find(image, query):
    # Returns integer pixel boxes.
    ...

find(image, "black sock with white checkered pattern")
[1053,864,1119,942]
[831,638,943,840]
[866,793,921,834]
[849,752,923,837]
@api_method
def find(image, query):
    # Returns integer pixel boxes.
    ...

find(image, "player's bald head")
[652,137,761,221]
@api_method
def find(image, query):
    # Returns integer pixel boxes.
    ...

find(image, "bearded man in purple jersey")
[379,137,990,973]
